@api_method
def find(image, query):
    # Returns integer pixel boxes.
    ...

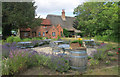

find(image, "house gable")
[48,26,58,39]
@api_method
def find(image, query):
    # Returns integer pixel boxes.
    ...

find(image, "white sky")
[34,0,85,18]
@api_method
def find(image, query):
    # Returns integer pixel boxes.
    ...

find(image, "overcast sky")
[34,0,85,18]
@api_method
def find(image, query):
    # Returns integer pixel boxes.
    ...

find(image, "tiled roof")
[20,28,31,31]
[41,19,51,25]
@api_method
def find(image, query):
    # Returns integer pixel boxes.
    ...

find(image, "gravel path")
[31,46,53,54]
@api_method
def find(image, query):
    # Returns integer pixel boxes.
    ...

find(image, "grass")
[61,38,79,41]
[84,66,119,75]
[61,37,118,48]
[83,37,119,45]
[0,40,2,43]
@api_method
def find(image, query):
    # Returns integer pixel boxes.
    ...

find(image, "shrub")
[57,36,61,40]
[2,50,28,75]
[110,57,117,61]
[71,40,79,43]
[105,60,110,65]
[22,38,31,42]
[6,36,14,43]
[95,42,101,46]
[42,37,46,40]
[107,52,114,56]
[46,37,48,39]
[13,36,21,42]
[63,28,70,37]
[39,37,42,39]
[2,50,38,75]
[88,56,92,60]
[89,58,99,66]
[6,36,21,43]
[2,49,70,75]
[52,38,57,41]
[36,52,70,73]
[94,48,107,60]
[2,42,18,58]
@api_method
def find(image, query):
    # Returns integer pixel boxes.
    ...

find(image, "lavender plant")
[35,52,70,72]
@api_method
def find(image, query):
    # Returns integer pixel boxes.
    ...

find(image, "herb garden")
[1,36,119,75]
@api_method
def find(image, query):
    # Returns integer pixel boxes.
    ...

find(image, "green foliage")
[52,38,57,41]
[2,51,28,75]
[78,40,83,45]
[74,2,119,42]
[2,2,41,39]
[2,50,38,75]
[94,52,107,60]
[22,38,31,42]
[63,28,70,37]
[36,54,70,73]
[105,43,114,50]
[71,40,79,43]
[89,58,99,66]
[42,37,46,40]
[39,37,43,39]
[105,60,111,65]
[95,42,101,46]
[13,36,21,42]
[107,52,114,56]
[94,44,114,60]
[94,48,107,60]
[46,37,48,39]
[6,36,21,43]
[57,36,61,40]
[110,57,117,61]
[88,56,92,60]
[6,36,14,43]
[94,35,119,42]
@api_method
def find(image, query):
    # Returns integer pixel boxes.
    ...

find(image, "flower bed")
[87,42,119,70]
[2,42,70,75]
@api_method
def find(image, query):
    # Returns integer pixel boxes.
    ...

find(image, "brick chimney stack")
[61,9,66,21]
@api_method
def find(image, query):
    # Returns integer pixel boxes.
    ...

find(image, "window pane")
[38,32,41,36]
[43,32,45,36]
[52,32,55,36]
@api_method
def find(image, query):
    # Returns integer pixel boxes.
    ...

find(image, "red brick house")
[20,9,80,39]
[20,19,63,39]
[46,9,80,37]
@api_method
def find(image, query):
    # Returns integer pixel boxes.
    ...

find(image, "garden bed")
[2,39,119,75]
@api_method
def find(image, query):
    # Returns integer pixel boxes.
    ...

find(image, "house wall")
[48,26,58,39]
[20,25,63,39]
[57,24,63,37]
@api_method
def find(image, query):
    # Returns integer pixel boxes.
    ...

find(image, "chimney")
[61,9,66,21]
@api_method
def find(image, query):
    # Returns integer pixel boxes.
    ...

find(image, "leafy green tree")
[73,2,119,42]
[2,2,41,39]
[63,28,70,37]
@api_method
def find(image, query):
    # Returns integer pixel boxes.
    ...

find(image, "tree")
[2,2,41,39]
[63,28,70,37]
[73,2,118,42]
